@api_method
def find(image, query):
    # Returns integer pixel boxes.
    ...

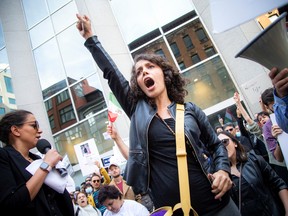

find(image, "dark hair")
[98,185,122,205]
[215,125,223,131]
[218,131,248,163]
[261,87,274,106]
[257,111,270,122]
[130,53,188,105]
[84,183,92,189]
[223,122,235,130]
[0,110,32,145]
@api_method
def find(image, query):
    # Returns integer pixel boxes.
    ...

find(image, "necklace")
[25,156,33,162]
[155,113,175,135]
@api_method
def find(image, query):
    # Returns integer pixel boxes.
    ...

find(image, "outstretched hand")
[76,14,93,40]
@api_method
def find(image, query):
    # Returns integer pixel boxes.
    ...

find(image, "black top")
[148,116,229,215]
[230,158,286,216]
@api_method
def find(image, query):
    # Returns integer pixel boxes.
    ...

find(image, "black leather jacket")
[85,36,230,194]
[231,151,287,215]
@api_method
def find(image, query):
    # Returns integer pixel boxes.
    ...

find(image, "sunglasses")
[26,121,40,130]
[221,138,230,146]
[16,120,40,130]
[92,179,100,183]
[225,128,234,132]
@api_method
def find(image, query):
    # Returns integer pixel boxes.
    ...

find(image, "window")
[191,54,201,64]
[170,42,180,58]
[0,96,2,103]
[8,98,16,104]
[4,76,13,93]
[195,28,208,43]
[155,49,165,57]
[45,99,53,111]
[57,90,69,104]
[205,47,216,57]
[59,105,75,124]
[183,35,194,50]
[178,62,186,70]
[49,115,55,129]
[0,107,5,115]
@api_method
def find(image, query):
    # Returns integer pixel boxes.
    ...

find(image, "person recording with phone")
[0,110,73,215]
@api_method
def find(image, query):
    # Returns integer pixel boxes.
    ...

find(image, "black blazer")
[0,146,74,215]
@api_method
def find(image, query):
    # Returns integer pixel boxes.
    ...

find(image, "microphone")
[36,139,68,177]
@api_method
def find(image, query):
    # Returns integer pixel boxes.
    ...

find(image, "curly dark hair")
[98,185,122,205]
[0,110,32,145]
[217,131,248,163]
[130,54,188,105]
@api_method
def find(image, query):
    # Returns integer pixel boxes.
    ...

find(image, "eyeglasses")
[16,120,40,130]
[92,179,100,183]
[221,138,230,146]
[25,121,40,130]
[225,128,234,132]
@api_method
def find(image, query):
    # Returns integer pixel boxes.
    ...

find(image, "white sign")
[73,138,102,177]
[270,113,288,168]
[210,0,287,33]
[240,73,272,105]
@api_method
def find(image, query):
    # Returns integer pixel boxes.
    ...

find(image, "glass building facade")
[0,0,274,184]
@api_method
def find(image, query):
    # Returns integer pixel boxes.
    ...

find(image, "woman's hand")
[271,124,283,138]
[76,14,93,40]
[43,149,62,168]
[208,170,232,200]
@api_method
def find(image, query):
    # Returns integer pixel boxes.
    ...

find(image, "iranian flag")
[224,108,236,124]
[108,92,123,123]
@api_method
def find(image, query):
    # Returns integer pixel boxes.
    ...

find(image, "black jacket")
[231,151,287,216]
[0,146,74,215]
[85,36,231,194]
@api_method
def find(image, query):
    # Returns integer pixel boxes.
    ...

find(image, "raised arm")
[76,14,134,118]
[107,124,129,160]
[233,92,254,125]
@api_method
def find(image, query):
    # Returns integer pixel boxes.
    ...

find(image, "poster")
[73,138,102,177]
[240,73,272,105]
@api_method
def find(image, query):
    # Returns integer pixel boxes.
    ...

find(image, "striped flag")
[108,92,123,123]
[224,108,235,123]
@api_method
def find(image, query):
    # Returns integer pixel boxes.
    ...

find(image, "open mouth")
[144,77,155,88]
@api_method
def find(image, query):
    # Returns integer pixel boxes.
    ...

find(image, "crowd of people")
[0,12,288,216]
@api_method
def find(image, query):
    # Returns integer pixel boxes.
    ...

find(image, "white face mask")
[85,187,93,194]
[235,131,241,137]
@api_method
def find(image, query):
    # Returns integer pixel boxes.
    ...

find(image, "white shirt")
[75,204,101,216]
[103,200,149,216]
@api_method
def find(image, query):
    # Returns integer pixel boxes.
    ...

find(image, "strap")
[75,206,80,216]
[175,104,198,216]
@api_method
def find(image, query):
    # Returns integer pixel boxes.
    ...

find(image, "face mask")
[235,131,241,137]
[85,187,93,194]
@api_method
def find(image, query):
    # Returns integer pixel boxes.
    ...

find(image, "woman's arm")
[76,14,134,118]
[233,92,254,125]
[0,149,62,208]
[107,124,129,160]
[278,189,288,215]
[95,161,111,185]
